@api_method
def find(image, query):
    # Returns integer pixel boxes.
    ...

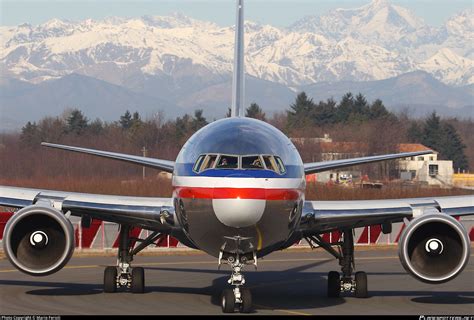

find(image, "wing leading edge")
[303,150,432,175]
[0,185,175,230]
[42,142,175,173]
[299,195,474,236]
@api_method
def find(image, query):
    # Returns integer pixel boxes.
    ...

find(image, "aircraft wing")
[299,195,474,236]
[42,142,175,173]
[303,150,432,175]
[0,185,176,231]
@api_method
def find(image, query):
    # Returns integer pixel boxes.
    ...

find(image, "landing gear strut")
[219,252,256,313]
[103,225,162,294]
[306,229,368,298]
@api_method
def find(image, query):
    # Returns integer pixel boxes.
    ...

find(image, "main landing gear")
[219,251,256,313]
[306,229,368,299]
[103,225,163,294]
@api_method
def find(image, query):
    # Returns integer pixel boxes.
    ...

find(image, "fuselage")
[172,117,306,258]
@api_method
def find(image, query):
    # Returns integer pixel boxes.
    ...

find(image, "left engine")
[398,213,470,283]
[3,205,75,276]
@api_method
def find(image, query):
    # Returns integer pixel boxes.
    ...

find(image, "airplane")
[1,0,473,314]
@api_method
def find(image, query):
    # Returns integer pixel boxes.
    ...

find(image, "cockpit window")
[275,156,286,174]
[242,156,264,170]
[194,154,218,172]
[263,155,278,172]
[193,154,286,175]
[193,155,205,172]
[216,155,238,169]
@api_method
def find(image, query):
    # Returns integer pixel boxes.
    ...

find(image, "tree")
[311,98,337,125]
[441,122,468,171]
[246,103,266,121]
[335,92,354,123]
[287,92,315,129]
[407,122,422,143]
[120,110,133,130]
[20,121,41,147]
[191,109,208,131]
[66,109,88,135]
[88,118,104,135]
[421,112,443,153]
[369,99,391,120]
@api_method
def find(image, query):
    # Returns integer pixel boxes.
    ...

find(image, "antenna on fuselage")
[231,0,245,118]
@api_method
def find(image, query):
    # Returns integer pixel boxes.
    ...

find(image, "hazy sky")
[0,0,472,27]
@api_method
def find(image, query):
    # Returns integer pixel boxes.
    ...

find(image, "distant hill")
[302,71,473,117]
[0,74,181,131]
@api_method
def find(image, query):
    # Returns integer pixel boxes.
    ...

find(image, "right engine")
[398,213,470,284]
[3,205,75,276]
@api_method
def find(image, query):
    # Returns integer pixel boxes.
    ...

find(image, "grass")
[1,176,472,200]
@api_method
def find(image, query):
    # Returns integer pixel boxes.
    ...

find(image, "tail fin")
[231,0,245,118]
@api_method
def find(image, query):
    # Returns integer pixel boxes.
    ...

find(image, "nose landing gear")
[219,251,256,313]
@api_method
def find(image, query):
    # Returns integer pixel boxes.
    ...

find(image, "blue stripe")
[175,163,303,178]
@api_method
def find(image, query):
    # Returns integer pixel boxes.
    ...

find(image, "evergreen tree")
[20,121,41,147]
[352,93,370,120]
[336,92,354,123]
[245,103,266,121]
[407,122,423,143]
[132,111,142,126]
[421,112,443,152]
[287,92,314,128]
[311,98,337,125]
[66,109,88,135]
[441,122,468,171]
[369,99,390,120]
[192,109,208,131]
[120,110,133,130]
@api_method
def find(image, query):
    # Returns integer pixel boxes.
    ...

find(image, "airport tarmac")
[0,248,473,315]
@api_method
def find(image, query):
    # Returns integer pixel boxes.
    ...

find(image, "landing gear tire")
[104,266,117,293]
[131,267,145,294]
[327,271,340,298]
[355,271,368,298]
[239,288,252,313]
[221,289,236,313]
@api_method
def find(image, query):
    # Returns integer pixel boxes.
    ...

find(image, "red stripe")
[174,187,301,200]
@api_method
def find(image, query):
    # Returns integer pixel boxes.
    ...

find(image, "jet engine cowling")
[398,213,470,283]
[3,205,75,276]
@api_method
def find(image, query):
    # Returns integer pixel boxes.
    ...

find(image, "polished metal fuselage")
[171,117,306,258]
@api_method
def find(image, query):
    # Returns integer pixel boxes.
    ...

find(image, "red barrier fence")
[1,212,473,249]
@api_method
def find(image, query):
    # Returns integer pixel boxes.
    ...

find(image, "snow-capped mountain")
[0,0,473,130]
[1,0,472,88]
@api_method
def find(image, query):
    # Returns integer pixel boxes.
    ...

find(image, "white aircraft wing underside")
[0,185,174,231]
[299,195,474,236]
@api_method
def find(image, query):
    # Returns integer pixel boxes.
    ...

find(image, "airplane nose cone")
[213,198,266,228]
[212,174,266,228]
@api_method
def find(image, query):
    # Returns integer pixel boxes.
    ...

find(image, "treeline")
[0,92,471,183]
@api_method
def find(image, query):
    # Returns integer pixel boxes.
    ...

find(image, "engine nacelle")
[3,205,75,276]
[398,213,470,284]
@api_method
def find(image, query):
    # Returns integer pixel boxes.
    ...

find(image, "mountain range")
[0,0,472,130]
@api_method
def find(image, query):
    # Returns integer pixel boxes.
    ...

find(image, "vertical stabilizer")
[231,0,245,117]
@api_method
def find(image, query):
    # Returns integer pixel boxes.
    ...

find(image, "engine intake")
[3,205,75,276]
[398,213,470,283]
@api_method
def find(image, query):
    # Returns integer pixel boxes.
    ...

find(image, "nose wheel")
[219,251,255,313]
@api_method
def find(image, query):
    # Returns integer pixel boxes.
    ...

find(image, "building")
[398,144,453,187]
[293,135,455,187]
